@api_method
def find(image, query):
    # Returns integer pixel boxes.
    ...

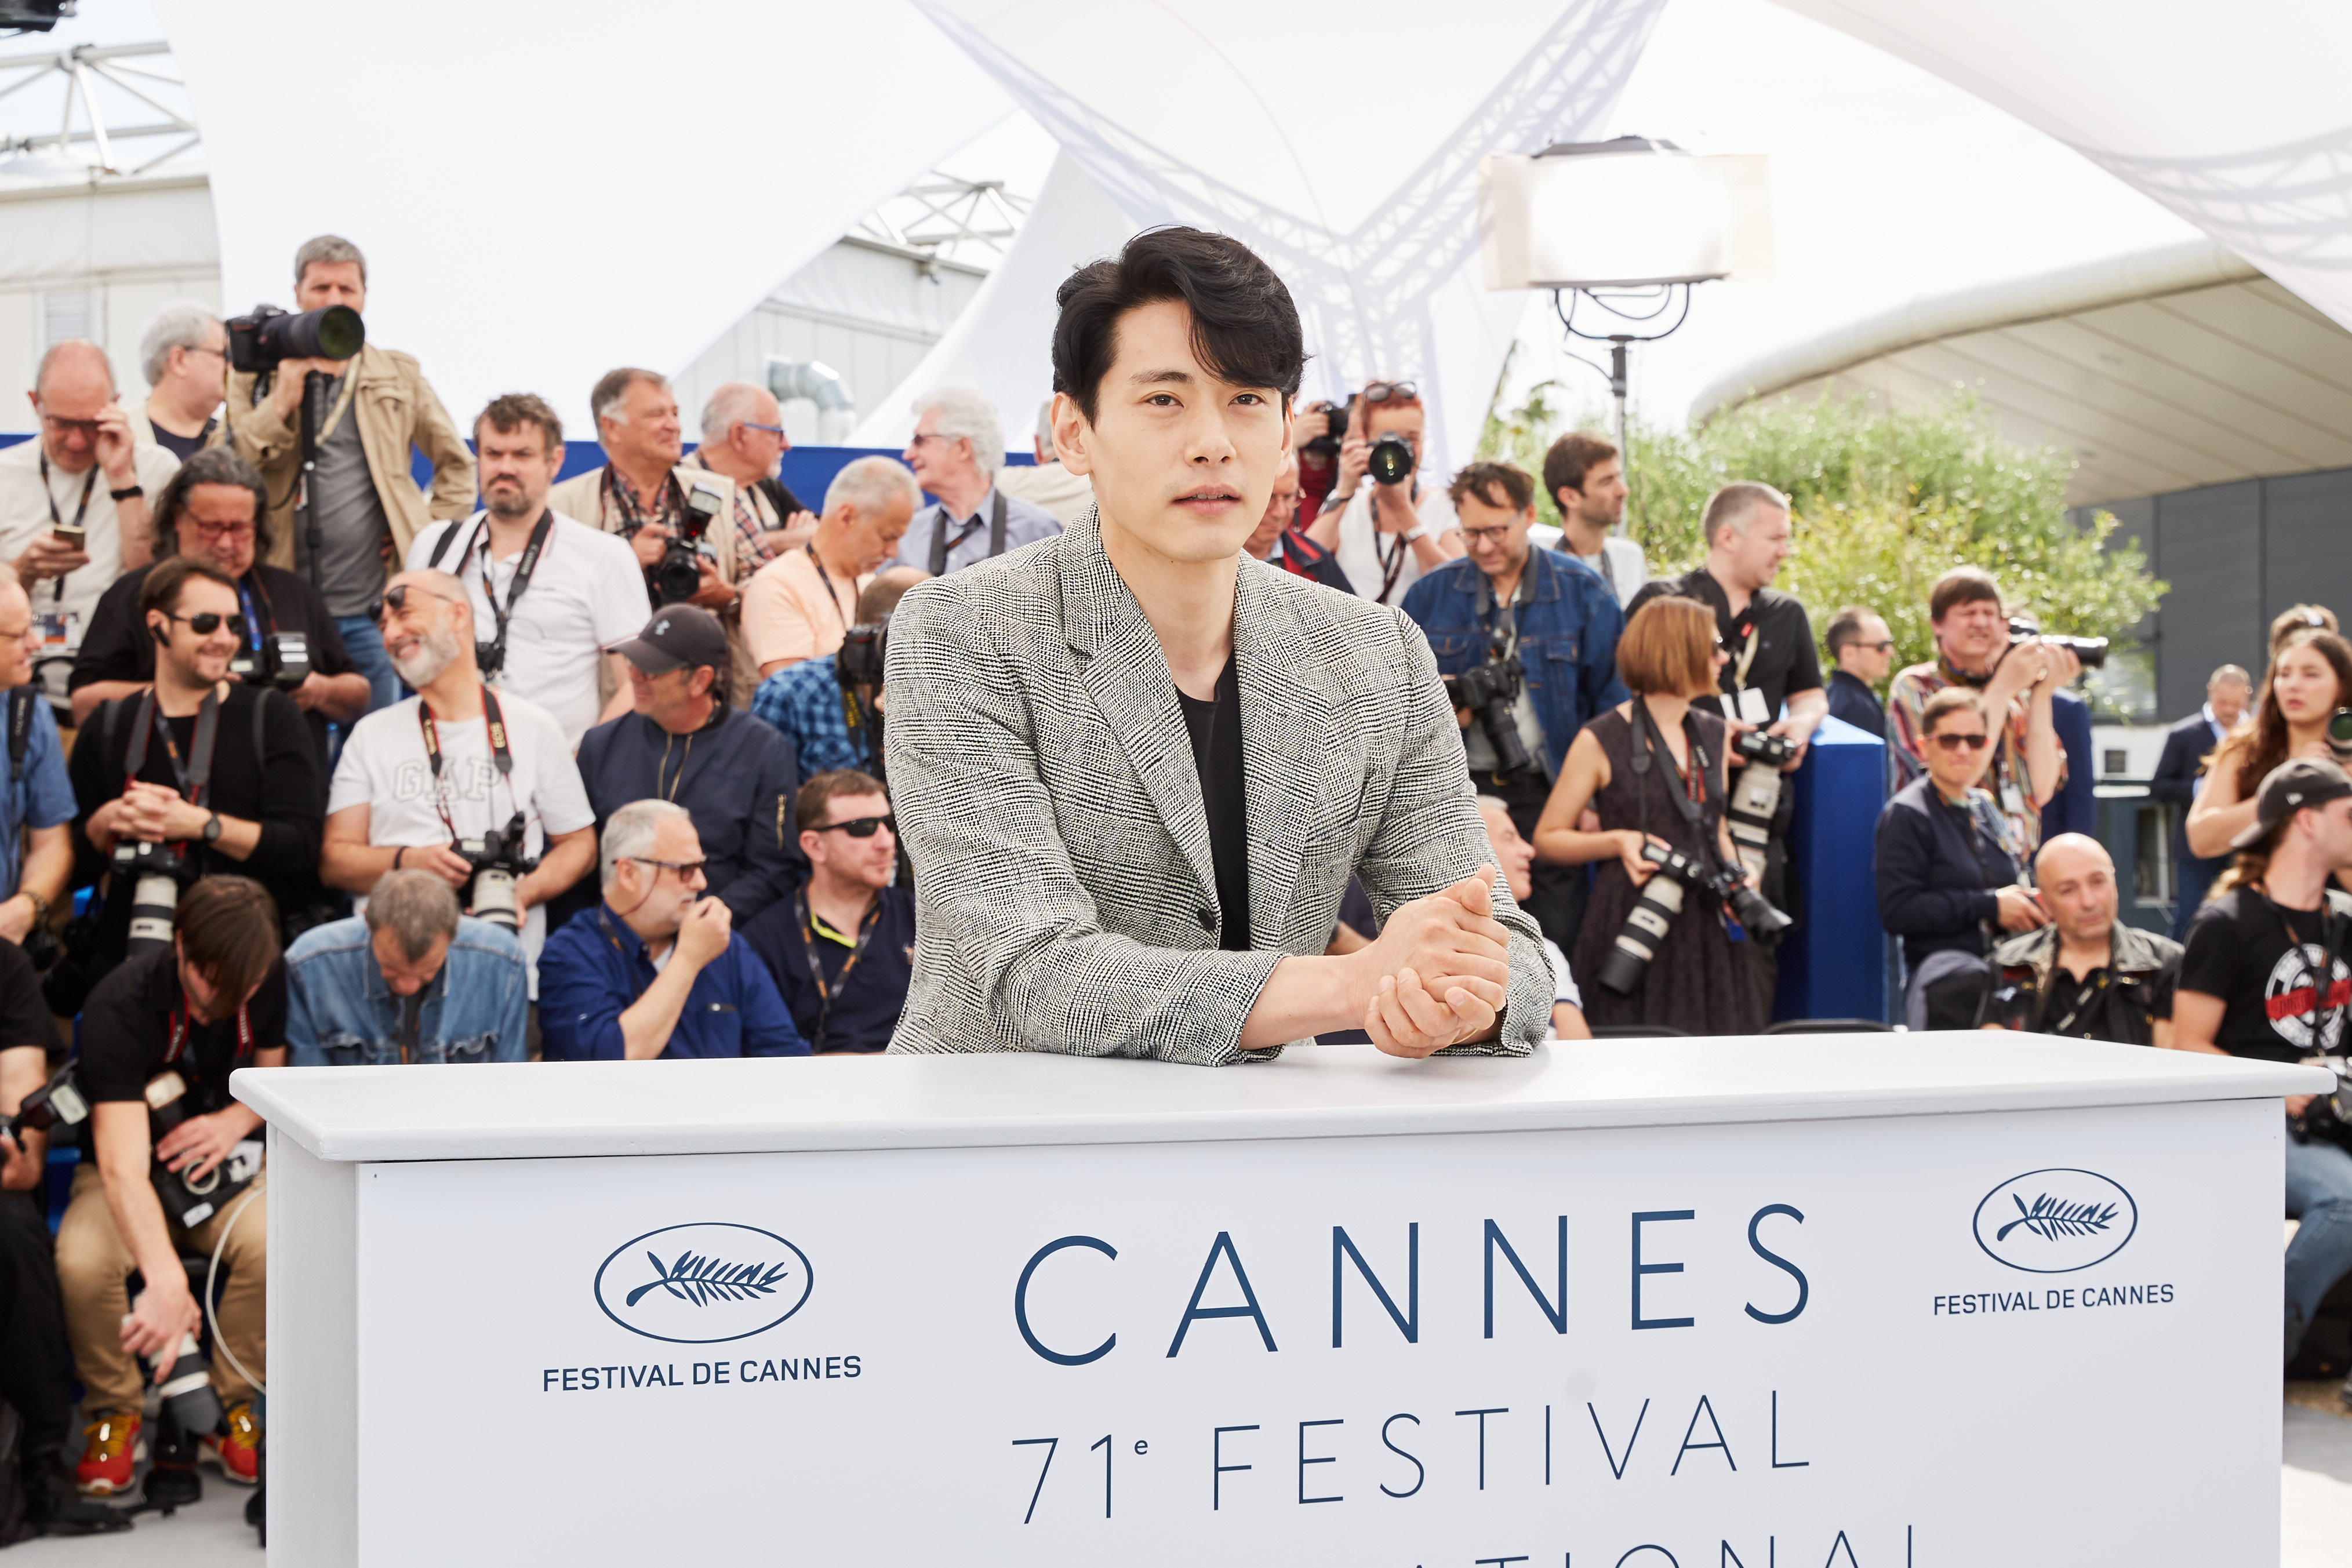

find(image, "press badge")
[33,611,75,653]
[1721,687,1769,724]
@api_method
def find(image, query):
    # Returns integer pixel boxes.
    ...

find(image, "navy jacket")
[1826,669,1886,739]
[576,704,804,926]
[2040,689,2097,842]
[1875,774,2020,972]
[1399,547,1628,777]
[743,886,916,1054]
[537,903,809,1061]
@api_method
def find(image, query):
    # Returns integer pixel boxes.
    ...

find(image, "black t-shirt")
[0,940,61,1061]
[67,681,325,949]
[1177,654,1251,952]
[2178,887,2351,1063]
[1997,959,2177,1045]
[70,562,355,777]
[74,948,287,1156]
[1630,569,1824,722]
[148,423,213,465]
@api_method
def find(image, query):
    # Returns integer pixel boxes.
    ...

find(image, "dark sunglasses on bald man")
[814,814,895,839]
[376,582,461,623]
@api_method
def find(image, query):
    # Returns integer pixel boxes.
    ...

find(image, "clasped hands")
[1344,865,1514,1058]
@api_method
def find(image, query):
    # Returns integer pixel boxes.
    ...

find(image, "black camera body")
[111,839,200,958]
[228,630,311,693]
[650,483,727,606]
[2006,618,2108,671]
[1446,652,1533,777]
[224,303,365,381]
[1595,841,1791,996]
[144,1069,259,1231]
[455,813,537,932]
[837,618,888,689]
[1732,729,1797,768]
[1725,727,1800,887]
[1300,396,1356,461]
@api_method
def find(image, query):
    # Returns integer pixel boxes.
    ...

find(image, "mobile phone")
[51,525,83,549]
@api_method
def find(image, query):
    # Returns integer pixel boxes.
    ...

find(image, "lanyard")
[234,572,282,649]
[465,510,552,664]
[165,995,253,1067]
[124,686,219,808]
[416,685,514,839]
[805,544,855,631]
[797,891,881,1052]
[1371,490,1414,605]
[37,450,95,606]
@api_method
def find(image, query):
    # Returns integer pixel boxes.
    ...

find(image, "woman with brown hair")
[2186,628,2352,863]
[1534,596,1762,1035]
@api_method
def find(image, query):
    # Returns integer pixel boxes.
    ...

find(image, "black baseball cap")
[2231,756,2352,849]
[611,606,728,675]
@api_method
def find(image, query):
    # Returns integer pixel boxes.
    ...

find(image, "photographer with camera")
[0,575,74,950]
[552,369,741,617]
[129,303,226,464]
[407,394,650,748]
[744,771,914,1054]
[2171,757,2352,1380]
[1985,833,2180,1045]
[56,875,282,1495]
[69,448,371,780]
[579,607,805,926]
[1531,596,1771,1035]
[1535,432,1645,608]
[320,570,596,984]
[887,387,1062,577]
[223,236,475,716]
[1402,461,1626,949]
[539,800,807,1061]
[1,341,175,714]
[68,559,324,964]
[1887,566,2081,863]
[751,568,929,779]
[285,869,527,1066]
[743,456,919,681]
[1303,380,1464,605]
[2187,629,2352,868]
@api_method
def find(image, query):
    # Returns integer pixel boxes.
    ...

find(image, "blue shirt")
[537,903,810,1061]
[1399,547,1628,778]
[0,692,73,900]
[751,656,870,778]
[285,915,530,1065]
[742,886,916,1054]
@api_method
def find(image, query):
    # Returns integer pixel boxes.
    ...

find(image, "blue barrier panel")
[1775,713,1888,1023]
[406,441,1038,506]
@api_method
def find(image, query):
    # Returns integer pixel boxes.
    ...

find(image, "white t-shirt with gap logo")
[328,687,594,984]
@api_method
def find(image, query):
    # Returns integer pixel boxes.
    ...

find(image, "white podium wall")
[241,1036,2320,1566]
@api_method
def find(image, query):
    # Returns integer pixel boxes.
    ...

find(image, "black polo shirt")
[74,949,288,1156]
[1630,568,1823,722]
[0,940,60,1061]
[741,886,917,1054]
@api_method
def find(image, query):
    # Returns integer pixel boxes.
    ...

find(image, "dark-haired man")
[885,227,1551,1063]
[68,446,371,773]
[1823,604,1892,740]
[59,875,283,1494]
[746,770,915,1053]
[69,558,325,959]
[408,395,650,747]
[1402,460,1625,949]
[1536,431,1644,607]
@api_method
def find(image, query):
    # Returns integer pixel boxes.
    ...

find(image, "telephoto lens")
[114,842,189,958]
[2005,619,2108,671]
[1367,433,1415,487]
[223,303,365,373]
[1724,729,1795,887]
[125,1289,222,1441]
[456,814,537,932]
[1595,843,1700,995]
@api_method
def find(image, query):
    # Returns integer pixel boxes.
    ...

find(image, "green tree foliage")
[1479,385,2168,710]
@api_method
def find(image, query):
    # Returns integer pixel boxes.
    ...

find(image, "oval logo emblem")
[1972,1168,2137,1274]
[594,1223,813,1344]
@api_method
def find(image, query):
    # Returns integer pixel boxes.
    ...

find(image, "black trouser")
[1486,769,1587,954]
[0,1192,71,1458]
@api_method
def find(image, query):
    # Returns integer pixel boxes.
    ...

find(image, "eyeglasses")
[1849,639,1894,654]
[162,610,246,638]
[184,344,227,363]
[906,432,959,449]
[813,814,895,839]
[739,421,788,439]
[376,583,460,623]
[38,414,101,439]
[1459,524,1515,543]
[1363,381,1417,405]
[1931,732,1992,752]
[628,857,708,879]
[187,519,256,541]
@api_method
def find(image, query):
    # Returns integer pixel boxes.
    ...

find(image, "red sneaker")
[200,1400,259,1484]
[75,1411,141,1496]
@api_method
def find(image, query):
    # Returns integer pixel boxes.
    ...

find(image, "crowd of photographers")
[0,227,2342,1530]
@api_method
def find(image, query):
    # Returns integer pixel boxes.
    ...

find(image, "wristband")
[393,846,406,870]
[1399,521,1430,543]
[108,485,144,503]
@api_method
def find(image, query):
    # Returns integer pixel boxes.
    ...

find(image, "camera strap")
[416,685,514,839]
[1472,561,1526,656]
[1628,698,1721,872]
[164,995,253,1069]
[233,577,272,650]
[36,450,95,607]
[928,490,1009,575]
[124,686,220,809]
[6,685,32,785]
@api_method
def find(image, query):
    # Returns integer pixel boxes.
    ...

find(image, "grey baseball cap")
[610,606,728,675]
[2231,755,2352,849]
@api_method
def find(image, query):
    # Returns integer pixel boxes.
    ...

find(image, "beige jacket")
[222,343,476,573]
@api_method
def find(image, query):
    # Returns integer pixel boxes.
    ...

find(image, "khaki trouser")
[55,1163,266,1416]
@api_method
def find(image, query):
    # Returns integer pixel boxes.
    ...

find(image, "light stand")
[1551,281,1695,512]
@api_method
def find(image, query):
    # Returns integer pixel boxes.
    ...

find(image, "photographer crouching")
[56,876,282,1496]
[1402,461,1626,951]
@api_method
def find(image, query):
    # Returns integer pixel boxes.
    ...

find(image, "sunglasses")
[162,610,246,638]
[1362,380,1417,405]
[1931,732,1991,752]
[1856,639,1894,653]
[815,814,895,839]
[376,583,461,623]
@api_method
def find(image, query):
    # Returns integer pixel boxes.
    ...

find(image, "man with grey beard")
[319,568,596,987]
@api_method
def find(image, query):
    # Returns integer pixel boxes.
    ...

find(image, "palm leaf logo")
[1995,1192,2119,1243]
[624,1250,792,1308]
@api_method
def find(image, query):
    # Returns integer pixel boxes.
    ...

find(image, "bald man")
[1988,832,2182,1045]
[0,341,177,712]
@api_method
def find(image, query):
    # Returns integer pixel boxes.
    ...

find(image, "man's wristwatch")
[201,811,222,845]
[108,484,144,503]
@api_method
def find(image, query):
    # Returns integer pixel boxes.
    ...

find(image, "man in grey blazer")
[882,228,1553,1065]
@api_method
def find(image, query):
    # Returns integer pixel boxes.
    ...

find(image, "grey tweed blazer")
[881,511,1552,1064]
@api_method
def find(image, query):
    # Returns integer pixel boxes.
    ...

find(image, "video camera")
[1445,651,1533,777]
[2006,618,2108,671]
[649,482,727,606]
[1594,841,1791,996]
[111,839,200,959]
[223,304,365,396]
[1725,727,1798,887]
[227,630,311,693]
[455,813,537,933]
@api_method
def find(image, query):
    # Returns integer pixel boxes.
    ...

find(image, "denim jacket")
[284,915,530,1066]
[1399,547,1629,778]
